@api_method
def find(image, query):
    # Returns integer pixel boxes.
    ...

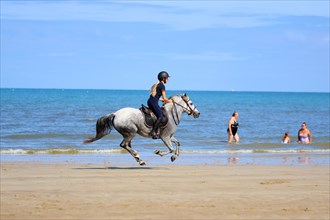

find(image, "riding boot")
[151,117,162,139]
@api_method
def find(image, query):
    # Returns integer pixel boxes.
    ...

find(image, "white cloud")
[39,52,75,57]
[286,30,330,48]
[117,51,247,61]
[1,1,329,30]
[286,31,308,42]
[131,0,329,17]
[171,51,247,61]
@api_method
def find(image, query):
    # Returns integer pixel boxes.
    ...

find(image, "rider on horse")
[147,71,173,139]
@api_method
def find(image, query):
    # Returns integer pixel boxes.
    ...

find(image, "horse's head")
[179,93,200,118]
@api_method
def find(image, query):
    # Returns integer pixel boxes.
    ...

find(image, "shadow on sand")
[73,166,169,170]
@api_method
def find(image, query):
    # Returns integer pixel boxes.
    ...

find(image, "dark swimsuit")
[227,121,239,136]
[147,83,165,120]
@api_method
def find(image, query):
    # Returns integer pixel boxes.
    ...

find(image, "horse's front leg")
[170,136,180,160]
[155,136,180,162]
[154,136,174,157]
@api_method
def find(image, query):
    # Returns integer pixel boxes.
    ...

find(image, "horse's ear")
[184,93,187,96]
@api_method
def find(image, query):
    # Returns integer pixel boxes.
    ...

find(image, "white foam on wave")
[181,149,330,154]
[0,148,123,154]
[1,148,329,155]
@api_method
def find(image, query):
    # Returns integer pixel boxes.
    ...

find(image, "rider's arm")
[160,90,173,103]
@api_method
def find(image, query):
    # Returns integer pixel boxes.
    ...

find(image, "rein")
[171,103,180,125]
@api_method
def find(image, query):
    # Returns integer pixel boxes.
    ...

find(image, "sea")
[1,88,329,166]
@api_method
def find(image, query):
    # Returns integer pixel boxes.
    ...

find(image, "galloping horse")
[84,93,200,165]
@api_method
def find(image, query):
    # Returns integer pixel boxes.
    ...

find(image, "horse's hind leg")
[120,138,146,166]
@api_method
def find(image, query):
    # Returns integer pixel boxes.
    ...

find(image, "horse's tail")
[83,113,115,144]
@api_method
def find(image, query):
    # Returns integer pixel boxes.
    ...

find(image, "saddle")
[139,104,169,129]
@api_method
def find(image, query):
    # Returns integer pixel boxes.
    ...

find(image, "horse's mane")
[169,94,179,100]
[163,94,186,109]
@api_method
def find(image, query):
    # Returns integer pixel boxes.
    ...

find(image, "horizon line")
[1,87,329,94]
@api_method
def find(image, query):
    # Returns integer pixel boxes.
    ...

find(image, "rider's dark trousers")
[147,96,163,120]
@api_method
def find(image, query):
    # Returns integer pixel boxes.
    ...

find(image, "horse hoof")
[154,150,160,155]
[139,161,146,166]
[171,155,177,162]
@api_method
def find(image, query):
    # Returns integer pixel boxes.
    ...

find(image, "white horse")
[84,93,200,165]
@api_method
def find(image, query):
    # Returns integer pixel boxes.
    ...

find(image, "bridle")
[170,95,197,125]
[180,95,198,116]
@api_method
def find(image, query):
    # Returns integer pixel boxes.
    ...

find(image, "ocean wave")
[2,133,124,140]
[0,148,124,155]
[1,148,329,155]
[83,118,96,122]
[233,142,330,149]
[181,149,330,154]
[2,134,77,139]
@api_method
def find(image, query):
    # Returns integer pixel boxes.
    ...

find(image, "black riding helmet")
[158,71,170,81]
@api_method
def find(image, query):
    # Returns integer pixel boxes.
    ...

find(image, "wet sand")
[1,162,329,219]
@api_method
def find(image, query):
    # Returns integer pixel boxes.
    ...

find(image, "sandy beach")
[1,162,329,220]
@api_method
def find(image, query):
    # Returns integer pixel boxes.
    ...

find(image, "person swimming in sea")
[297,122,312,144]
[282,132,290,144]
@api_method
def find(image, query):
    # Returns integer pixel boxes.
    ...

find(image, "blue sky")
[1,1,329,92]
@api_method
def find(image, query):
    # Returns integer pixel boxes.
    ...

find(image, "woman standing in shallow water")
[298,122,312,144]
[227,111,239,143]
